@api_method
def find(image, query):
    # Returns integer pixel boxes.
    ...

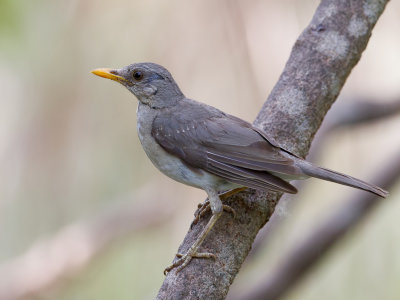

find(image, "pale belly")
[136,103,238,191]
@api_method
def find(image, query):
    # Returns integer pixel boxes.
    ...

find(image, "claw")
[222,205,236,219]
[192,202,236,226]
[191,202,236,228]
[164,251,216,275]
[164,212,222,275]
[165,188,246,274]
[191,200,211,228]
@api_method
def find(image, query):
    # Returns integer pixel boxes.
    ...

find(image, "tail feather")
[298,161,388,198]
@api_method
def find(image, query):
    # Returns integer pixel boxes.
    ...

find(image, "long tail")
[297,161,388,198]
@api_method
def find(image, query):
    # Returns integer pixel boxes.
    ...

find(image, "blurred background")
[0,0,399,299]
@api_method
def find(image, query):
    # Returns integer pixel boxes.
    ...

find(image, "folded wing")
[152,101,301,194]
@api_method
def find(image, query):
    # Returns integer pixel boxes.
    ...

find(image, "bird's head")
[92,62,184,108]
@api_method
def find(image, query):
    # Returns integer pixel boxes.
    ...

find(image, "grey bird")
[91,62,388,273]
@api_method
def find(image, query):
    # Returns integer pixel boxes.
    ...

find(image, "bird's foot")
[190,188,246,228]
[191,201,236,228]
[164,250,216,275]
[165,205,222,274]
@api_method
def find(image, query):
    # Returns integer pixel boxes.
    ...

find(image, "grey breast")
[136,102,234,190]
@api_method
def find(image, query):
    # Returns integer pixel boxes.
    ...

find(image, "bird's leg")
[164,211,221,274]
[164,189,231,274]
[192,187,246,226]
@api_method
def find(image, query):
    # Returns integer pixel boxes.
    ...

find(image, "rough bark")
[230,151,400,300]
[157,0,389,299]
[239,96,400,259]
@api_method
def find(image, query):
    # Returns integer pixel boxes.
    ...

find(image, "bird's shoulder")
[156,98,226,123]
[151,99,290,164]
[152,98,255,143]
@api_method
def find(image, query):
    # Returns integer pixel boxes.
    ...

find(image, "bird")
[91,62,388,274]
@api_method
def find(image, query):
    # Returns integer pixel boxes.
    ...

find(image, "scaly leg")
[164,211,221,275]
[164,188,240,274]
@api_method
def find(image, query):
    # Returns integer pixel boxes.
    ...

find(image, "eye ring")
[132,70,144,81]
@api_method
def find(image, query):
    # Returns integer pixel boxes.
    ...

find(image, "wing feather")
[207,159,297,193]
[152,100,300,193]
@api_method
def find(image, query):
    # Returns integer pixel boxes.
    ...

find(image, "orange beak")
[91,68,126,83]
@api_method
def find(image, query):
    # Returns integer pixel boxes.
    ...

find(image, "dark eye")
[132,70,143,81]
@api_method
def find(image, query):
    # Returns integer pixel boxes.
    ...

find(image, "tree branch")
[246,96,400,258]
[230,148,400,300]
[157,0,389,299]
[324,97,400,130]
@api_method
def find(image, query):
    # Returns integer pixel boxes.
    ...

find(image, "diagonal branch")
[157,0,389,299]
[230,149,400,300]
[246,96,400,258]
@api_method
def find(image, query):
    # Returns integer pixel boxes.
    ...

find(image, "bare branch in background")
[4,94,395,300]
[230,151,400,300]
[0,198,174,300]
[157,0,389,299]
[324,97,400,130]
[248,96,400,257]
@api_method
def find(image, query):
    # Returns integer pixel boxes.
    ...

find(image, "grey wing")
[152,103,300,194]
